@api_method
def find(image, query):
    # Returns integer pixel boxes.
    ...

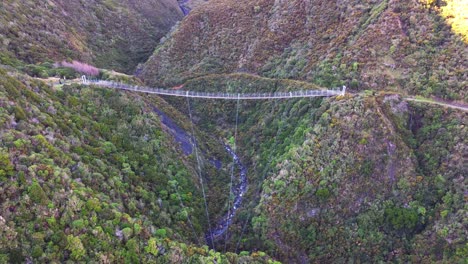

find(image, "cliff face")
[0,0,183,73]
[141,0,467,100]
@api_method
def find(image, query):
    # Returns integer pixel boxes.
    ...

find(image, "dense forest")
[0,0,466,263]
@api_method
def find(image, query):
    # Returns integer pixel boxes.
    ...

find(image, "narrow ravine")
[153,107,248,246]
[206,145,248,246]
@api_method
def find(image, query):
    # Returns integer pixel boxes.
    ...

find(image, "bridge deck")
[86,80,346,100]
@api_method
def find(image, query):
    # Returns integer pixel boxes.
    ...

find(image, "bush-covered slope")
[0,69,276,263]
[251,94,467,262]
[0,0,183,73]
[141,0,467,100]
[161,74,466,262]
[1,0,465,262]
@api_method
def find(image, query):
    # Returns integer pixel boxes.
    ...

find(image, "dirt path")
[405,97,468,112]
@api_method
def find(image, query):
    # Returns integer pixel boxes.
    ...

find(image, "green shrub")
[31,245,43,258]
[54,67,77,79]
[124,238,139,263]
[85,198,102,212]
[28,180,48,205]
[316,188,331,199]
[360,160,374,177]
[24,64,49,78]
[274,180,286,190]
[72,219,86,229]
[145,238,159,256]
[13,106,27,121]
[0,52,21,67]
[134,223,142,235]
[66,235,86,261]
[0,152,14,179]
[155,228,167,238]
[384,205,419,231]
[122,227,133,240]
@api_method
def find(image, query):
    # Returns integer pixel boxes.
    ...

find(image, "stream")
[206,145,248,247]
[153,107,248,246]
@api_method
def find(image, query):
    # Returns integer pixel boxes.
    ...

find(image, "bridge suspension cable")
[85,79,346,100]
[224,94,241,252]
[186,97,215,249]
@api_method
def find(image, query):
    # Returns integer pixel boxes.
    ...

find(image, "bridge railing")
[83,79,346,99]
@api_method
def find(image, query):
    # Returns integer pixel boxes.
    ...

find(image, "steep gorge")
[0,69,274,262]
[0,0,466,263]
[139,0,467,261]
[157,74,467,262]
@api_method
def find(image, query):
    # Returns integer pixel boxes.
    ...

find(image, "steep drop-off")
[252,94,466,262]
[0,0,466,263]
[159,74,467,262]
[138,5,467,259]
[0,69,277,262]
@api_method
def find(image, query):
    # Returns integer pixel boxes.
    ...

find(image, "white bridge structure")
[82,78,347,246]
[86,80,346,100]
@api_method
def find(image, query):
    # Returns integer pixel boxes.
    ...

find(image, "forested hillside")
[141,0,467,100]
[0,0,183,73]
[140,7,467,261]
[0,69,275,263]
[0,0,466,263]
[161,73,467,262]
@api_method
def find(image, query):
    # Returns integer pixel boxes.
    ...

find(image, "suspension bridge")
[81,76,346,250]
[83,78,346,99]
[79,75,467,253]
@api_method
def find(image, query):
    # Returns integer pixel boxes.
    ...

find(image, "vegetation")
[0,0,183,73]
[245,94,467,262]
[142,0,467,100]
[0,0,466,263]
[164,74,466,262]
[438,0,468,41]
[0,69,274,262]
